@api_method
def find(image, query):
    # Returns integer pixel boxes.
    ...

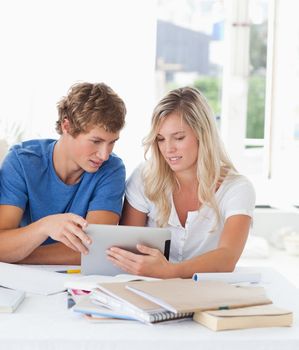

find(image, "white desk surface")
[0,266,298,350]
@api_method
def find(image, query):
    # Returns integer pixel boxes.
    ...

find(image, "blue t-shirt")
[0,139,126,244]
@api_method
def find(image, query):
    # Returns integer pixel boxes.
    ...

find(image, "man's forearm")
[18,242,81,265]
[0,221,48,263]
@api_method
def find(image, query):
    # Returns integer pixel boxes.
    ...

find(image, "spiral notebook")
[88,282,193,324]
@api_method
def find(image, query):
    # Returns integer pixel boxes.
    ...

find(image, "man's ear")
[61,118,70,134]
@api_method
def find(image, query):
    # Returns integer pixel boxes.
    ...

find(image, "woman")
[107,87,255,278]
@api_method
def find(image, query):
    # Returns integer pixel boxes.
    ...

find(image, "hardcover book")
[125,278,272,313]
[193,304,293,331]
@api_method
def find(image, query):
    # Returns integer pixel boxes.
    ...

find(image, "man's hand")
[39,213,91,254]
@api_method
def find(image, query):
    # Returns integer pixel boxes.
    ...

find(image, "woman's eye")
[175,137,185,141]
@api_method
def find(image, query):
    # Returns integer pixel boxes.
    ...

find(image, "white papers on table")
[0,262,68,295]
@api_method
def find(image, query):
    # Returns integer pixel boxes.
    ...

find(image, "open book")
[87,282,193,324]
[193,304,293,331]
[126,278,272,313]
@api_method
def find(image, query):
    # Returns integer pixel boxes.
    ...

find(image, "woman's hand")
[106,244,174,278]
[38,213,91,254]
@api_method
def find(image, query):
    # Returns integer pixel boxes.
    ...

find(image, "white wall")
[0,0,157,177]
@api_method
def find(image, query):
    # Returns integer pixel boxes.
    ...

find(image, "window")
[155,0,271,202]
[155,0,225,128]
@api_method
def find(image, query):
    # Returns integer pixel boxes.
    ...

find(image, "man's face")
[65,124,120,173]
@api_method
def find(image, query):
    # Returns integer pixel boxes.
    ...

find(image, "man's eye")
[92,140,101,144]
[157,138,164,142]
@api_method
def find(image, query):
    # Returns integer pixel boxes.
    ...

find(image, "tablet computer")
[81,224,171,276]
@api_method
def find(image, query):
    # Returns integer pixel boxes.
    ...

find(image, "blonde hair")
[142,86,237,227]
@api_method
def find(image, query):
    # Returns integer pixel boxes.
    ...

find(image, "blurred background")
[1,0,298,206]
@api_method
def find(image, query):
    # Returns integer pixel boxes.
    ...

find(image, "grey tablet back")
[81,224,171,276]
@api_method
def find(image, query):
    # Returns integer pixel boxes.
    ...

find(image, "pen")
[57,269,81,274]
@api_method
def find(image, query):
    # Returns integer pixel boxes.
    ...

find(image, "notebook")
[193,304,293,331]
[81,224,171,276]
[89,282,193,324]
[0,287,25,313]
[126,278,272,313]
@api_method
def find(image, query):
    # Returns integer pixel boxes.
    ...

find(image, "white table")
[0,266,298,350]
[238,247,299,288]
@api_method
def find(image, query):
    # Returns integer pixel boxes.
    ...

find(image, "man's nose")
[96,145,110,161]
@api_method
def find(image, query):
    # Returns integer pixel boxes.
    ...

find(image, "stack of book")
[68,276,292,328]
[72,281,193,324]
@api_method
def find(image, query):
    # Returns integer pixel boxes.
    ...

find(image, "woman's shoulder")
[220,173,255,195]
[127,161,146,181]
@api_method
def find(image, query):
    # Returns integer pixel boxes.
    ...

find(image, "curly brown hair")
[56,82,126,136]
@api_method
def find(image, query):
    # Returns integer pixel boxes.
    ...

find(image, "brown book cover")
[126,278,272,313]
[193,304,293,331]
[91,282,193,324]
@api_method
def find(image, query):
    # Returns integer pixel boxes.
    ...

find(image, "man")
[0,82,126,264]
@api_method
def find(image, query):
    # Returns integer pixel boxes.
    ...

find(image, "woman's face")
[156,112,198,175]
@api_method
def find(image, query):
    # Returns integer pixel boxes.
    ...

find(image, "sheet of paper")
[65,274,159,291]
[192,272,261,284]
[0,262,69,295]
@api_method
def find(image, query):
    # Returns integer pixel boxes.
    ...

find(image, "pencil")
[57,269,81,274]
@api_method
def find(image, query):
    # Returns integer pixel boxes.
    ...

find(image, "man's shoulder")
[11,139,56,158]
[10,139,55,155]
[102,152,125,172]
